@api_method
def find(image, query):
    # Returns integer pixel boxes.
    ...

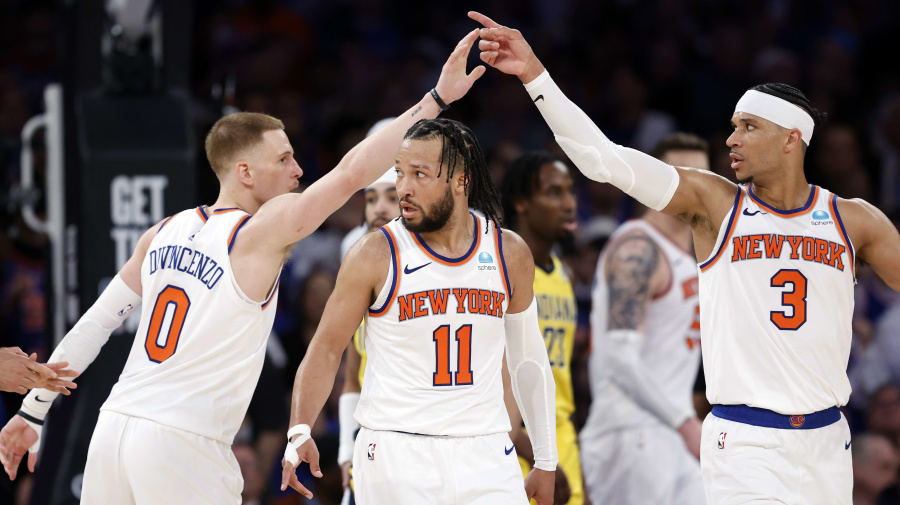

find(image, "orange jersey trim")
[196,207,209,222]
[493,226,511,298]
[261,278,280,310]
[410,213,481,266]
[228,215,251,253]
[829,194,855,272]
[700,187,744,272]
[158,215,174,232]
[369,226,401,317]
[212,207,244,214]
[748,184,819,218]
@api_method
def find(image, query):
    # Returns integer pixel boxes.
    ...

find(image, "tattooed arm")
[601,232,702,457]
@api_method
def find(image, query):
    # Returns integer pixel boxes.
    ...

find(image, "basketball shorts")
[518,419,584,505]
[352,427,528,504]
[81,411,242,505]
[579,423,704,505]
[701,405,852,505]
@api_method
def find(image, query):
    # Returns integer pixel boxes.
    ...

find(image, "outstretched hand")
[433,29,486,106]
[468,11,545,83]
[0,348,78,395]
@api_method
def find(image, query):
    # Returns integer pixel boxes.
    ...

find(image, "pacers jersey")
[534,255,577,424]
[102,206,279,444]
[357,214,512,436]
[699,185,854,414]
[352,321,367,386]
[585,219,701,432]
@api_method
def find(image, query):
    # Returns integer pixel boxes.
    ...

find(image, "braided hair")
[751,83,828,128]
[500,151,565,231]
[403,118,502,233]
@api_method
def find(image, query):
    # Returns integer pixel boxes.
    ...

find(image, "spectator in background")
[234,442,264,505]
[852,433,900,505]
[868,384,900,449]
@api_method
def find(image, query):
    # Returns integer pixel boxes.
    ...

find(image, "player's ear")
[784,129,803,154]
[235,160,253,187]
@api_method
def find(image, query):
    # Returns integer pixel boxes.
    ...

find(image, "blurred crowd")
[2,0,900,504]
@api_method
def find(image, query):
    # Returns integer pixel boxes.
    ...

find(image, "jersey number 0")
[144,285,191,363]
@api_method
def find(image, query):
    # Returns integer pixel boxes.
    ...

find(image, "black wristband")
[17,409,44,426]
[430,88,449,111]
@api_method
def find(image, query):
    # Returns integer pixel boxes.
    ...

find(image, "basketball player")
[338,167,399,495]
[281,118,558,505]
[500,152,582,505]
[470,11,900,504]
[582,133,709,505]
[0,30,485,504]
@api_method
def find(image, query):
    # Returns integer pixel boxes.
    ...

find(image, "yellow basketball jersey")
[534,255,577,424]
[352,321,367,387]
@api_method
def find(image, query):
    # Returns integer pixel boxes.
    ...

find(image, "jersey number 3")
[145,285,191,363]
[433,324,473,386]
[770,269,807,330]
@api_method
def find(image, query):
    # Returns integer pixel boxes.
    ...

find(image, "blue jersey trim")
[831,194,854,269]
[712,404,840,430]
[699,186,742,270]
[369,227,399,316]
[412,212,480,264]
[748,183,817,216]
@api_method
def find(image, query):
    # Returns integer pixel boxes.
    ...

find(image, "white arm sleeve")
[337,392,360,465]
[20,274,141,426]
[505,298,558,471]
[524,71,680,211]
[606,329,694,428]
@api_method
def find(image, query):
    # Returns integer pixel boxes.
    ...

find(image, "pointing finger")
[468,11,500,28]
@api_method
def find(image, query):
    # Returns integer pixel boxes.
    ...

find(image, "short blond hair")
[205,112,284,176]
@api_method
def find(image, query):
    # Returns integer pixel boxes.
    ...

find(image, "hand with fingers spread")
[0,348,78,395]
[467,11,546,84]
[432,29,487,107]
[0,415,39,480]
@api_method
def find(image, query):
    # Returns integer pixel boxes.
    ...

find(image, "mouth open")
[730,152,745,170]
[400,202,419,219]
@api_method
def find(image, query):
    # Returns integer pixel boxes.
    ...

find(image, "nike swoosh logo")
[845,440,851,450]
[505,445,514,455]
[35,396,51,403]
[533,95,544,103]
[404,262,431,274]
[742,209,764,216]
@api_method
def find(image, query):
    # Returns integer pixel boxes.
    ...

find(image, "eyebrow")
[277,150,293,158]
[731,117,758,127]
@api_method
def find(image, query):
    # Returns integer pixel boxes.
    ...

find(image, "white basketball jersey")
[101,206,279,444]
[584,220,701,432]
[699,185,854,414]
[357,214,512,436]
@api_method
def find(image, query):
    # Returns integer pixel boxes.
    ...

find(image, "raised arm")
[280,231,390,498]
[592,231,701,458]
[468,11,735,231]
[500,230,557,505]
[246,30,486,255]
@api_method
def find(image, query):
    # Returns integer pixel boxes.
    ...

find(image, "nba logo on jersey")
[718,432,727,449]
[367,443,376,461]
[478,252,497,271]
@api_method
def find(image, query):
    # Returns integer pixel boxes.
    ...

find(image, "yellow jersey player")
[472,13,900,504]
[337,120,400,502]
[0,30,483,504]
[501,152,583,505]
[282,117,558,504]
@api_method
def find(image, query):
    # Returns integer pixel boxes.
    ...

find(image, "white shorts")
[81,411,242,505]
[700,408,852,505]
[352,427,528,505]
[579,424,704,505]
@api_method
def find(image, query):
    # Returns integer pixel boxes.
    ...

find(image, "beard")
[736,175,754,184]
[402,187,455,233]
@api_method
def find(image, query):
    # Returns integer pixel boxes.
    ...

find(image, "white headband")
[734,90,815,145]
[367,167,397,190]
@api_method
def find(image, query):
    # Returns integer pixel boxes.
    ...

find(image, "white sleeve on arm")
[524,71,680,211]
[20,274,142,424]
[505,298,558,471]
[337,392,360,465]
[606,329,694,428]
